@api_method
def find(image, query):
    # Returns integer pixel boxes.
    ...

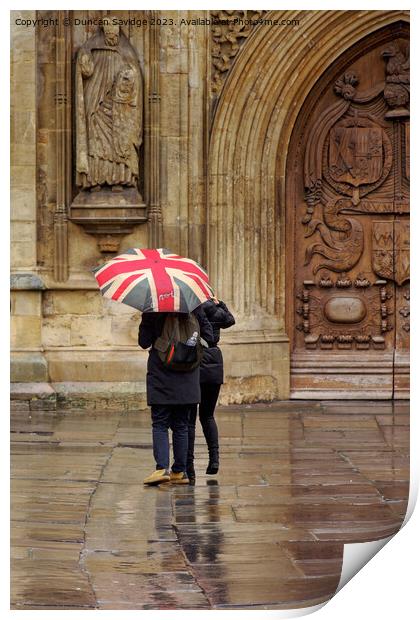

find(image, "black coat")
[138,311,213,406]
[194,300,235,385]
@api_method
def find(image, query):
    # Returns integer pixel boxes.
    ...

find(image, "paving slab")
[11,400,409,609]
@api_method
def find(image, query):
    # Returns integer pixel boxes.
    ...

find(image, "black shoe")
[187,465,196,484]
[206,449,219,475]
[206,462,219,475]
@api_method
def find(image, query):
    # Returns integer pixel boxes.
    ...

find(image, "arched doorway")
[208,10,409,401]
[285,21,409,399]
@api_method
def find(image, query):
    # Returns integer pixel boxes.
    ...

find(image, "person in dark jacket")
[138,311,212,486]
[187,298,235,482]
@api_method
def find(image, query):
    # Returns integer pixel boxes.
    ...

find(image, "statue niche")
[71,21,147,253]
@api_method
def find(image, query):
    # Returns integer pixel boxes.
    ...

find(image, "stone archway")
[208,10,409,399]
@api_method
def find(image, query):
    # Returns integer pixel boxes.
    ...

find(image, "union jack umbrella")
[93,248,214,313]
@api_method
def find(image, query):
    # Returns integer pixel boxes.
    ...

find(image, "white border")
[4,2,418,619]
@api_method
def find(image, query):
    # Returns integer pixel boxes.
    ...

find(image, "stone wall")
[11,9,269,409]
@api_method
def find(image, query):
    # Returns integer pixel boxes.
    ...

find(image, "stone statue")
[75,21,143,192]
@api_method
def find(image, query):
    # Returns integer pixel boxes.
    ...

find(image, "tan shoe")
[143,469,170,485]
[169,471,189,484]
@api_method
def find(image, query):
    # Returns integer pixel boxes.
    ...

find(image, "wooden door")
[286,22,409,399]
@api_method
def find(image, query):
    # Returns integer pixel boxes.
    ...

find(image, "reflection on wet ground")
[11,400,409,609]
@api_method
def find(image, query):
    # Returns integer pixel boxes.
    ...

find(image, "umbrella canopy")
[93,248,214,313]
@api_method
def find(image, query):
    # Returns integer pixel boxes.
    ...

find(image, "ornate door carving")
[286,23,409,398]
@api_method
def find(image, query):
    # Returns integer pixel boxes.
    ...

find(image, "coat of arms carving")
[329,125,383,193]
[326,115,392,206]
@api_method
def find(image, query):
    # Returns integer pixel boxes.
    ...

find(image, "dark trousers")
[187,383,221,466]
[151,405,191,472]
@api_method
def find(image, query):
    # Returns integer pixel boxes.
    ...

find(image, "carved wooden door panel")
[286,23,409,399]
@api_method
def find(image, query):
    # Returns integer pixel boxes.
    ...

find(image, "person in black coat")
[187,298,235,482]
[138,311,212,486]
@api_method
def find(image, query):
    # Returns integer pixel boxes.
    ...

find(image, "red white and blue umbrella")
[93,248,214,313]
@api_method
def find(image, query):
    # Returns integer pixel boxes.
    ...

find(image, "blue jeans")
[151,405,191,472]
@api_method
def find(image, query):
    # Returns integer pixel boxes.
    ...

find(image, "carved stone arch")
[207,9,409,344]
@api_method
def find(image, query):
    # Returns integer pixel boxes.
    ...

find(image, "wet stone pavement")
[11,401,409,610]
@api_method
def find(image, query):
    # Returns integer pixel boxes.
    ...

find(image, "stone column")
[11,11,48,383]
[159,11,209,265]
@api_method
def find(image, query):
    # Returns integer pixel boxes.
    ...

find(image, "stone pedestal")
[70,187,147,253]
[11,275,48,384]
